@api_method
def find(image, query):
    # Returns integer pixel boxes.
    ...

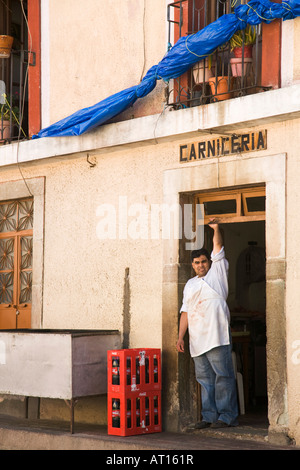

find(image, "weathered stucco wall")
[0,138,174,348]
[40,145,170,348]
[47,0,166,125]
[0,117,300,441]
[294,18,300,82]
[284,118,300,445]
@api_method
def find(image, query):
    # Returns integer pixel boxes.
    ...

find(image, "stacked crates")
[107,348,161,436]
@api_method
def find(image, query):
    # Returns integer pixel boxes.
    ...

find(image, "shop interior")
[224,221,266,417]
[198,188,267,421]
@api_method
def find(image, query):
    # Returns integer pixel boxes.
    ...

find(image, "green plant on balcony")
[0,92,25,141]
[230,25,256,57]
[0,92,20,124]
[229,25,256,78]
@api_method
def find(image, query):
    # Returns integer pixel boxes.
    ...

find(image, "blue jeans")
[193,344,239,425]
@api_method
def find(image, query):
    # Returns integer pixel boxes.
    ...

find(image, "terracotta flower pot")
[209,76,232,101]
[192,59,213,85]
[0,35,14,58]
[230,57,253,77]
[233,45,253,59]
[0,120,11,142]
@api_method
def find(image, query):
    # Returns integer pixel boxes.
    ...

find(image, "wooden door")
[0,198,33,329]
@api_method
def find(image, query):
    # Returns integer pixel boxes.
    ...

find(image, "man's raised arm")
[209,218,223,255]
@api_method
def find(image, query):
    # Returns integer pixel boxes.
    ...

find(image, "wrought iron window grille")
[166,0,271,109]
[0,48,33,144]
[0,0,31,145]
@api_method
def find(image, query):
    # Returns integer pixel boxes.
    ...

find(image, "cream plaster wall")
[294,17,300,82]
[0,139,173,349]
[40,145,173,348]
[284,118,300,444]
[282,17,300,86]
[47,0,166,125]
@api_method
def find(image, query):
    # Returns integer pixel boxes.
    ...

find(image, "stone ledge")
[0,84,299,168]
[268,427,295,447]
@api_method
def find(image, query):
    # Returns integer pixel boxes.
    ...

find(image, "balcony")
[0,0,32,145]
[166,0,275,109]
[0,48,31,144]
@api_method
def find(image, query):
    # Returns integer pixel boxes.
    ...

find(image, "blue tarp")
[32,0,300,139]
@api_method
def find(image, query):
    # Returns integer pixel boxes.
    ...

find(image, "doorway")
[226,221,267,418]
[195,187,267,422]
[162,152,287,433]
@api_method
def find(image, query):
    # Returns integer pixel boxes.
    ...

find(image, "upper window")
[242,189,265,216]
[166,0,269,109]
[195,187,265,224]
[0,0,40,144]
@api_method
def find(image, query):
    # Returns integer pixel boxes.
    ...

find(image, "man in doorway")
[176,219,239,428]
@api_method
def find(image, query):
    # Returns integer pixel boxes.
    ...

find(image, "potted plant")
[192,55,214,85]
[229,25,256,77]
[230,25,256,58]
[208,54,233,102]
[208,76,233,101]
[0,92,20,142]
[0,35,14,58]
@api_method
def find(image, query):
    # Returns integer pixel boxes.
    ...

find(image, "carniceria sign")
[179,130,267,163]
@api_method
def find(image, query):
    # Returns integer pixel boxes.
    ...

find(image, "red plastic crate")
[108,390,162,436]
[107,348,161,393]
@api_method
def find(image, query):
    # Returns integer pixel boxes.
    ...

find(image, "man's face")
[192,255,210,278]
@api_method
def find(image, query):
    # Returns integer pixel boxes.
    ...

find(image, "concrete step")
[0,414,296,451]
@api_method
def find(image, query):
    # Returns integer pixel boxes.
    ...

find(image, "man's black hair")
[191,248,210,262]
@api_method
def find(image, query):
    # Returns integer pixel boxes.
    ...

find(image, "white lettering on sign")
[291,340,300,365]
[0,340,6,364]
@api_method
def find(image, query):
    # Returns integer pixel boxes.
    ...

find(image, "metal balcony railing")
[0,48,30,144]
[166,0,270,109]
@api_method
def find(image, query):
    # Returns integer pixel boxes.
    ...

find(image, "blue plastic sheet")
[32,0,300,139]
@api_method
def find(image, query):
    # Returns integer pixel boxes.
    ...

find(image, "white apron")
[187,278,230,357]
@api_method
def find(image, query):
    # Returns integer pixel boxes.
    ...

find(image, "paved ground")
[0,413,298,452]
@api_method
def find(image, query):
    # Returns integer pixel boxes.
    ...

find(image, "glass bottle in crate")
[126,357,131,385]
[154,396,159,425]
[112,357,120,385]
[136,357,140,384]
[112,398,120,428]
[136,397,140,427]
[153,355,158,383]
[145,356,149,383]
[127,399,131,428]
[145,396,150,426]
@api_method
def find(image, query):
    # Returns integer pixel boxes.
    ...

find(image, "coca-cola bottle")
[145,357,149,384]
[136,357,140,385]
[112,399,120,428]
[136,397,140,427]
[153,356,158,383]
[127,399,131,428]
[126,357,131,385]
[145,396,150,426]
[154,396,159,425]
[112,357,120,385]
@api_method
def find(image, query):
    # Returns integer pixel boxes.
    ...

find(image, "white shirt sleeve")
[206,246,229,299]
[180,283,188,313]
